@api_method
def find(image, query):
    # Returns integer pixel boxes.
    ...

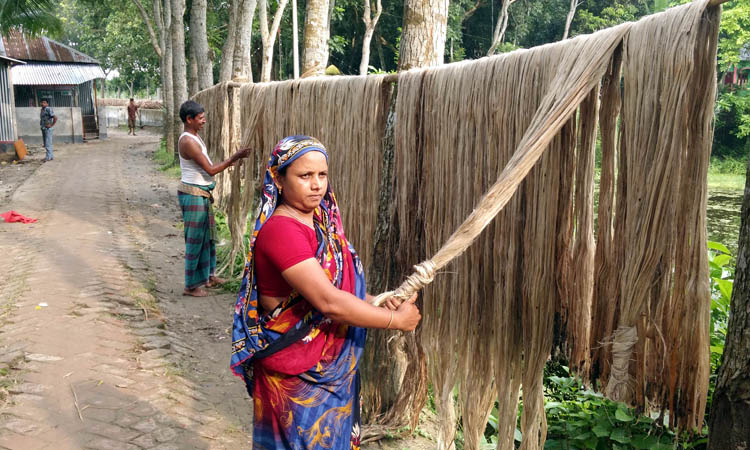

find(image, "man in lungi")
[177,100,250,297]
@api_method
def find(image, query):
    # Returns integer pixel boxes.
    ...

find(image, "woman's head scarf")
[230,135,366,380]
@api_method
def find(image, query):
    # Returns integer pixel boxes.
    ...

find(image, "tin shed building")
[1,30,105,146]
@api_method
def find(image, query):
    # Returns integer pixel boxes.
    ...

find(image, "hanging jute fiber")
[192,82,246,275]
[372,0,718,447]
[235,75,390,273]
[191,0,719,447]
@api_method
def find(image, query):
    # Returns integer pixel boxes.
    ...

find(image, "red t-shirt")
[254,215,318,297]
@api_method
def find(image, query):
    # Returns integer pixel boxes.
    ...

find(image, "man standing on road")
[127,98,139,136]
[40,99,56,161]
[177,100,251,297]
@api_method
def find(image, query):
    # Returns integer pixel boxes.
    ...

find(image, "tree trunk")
[135,0,172,152]
[171,0,188,154]
[301,0,330,76]
[359,0,382,75]
[562,0,578,40]
[708,157,750,449]
[259,0,289,82]
[291,0,299,78]
[232,0,258,82]
[219,0,240,82]
[189,0,213,89]
[160,0,175,159]
[487,0,516,56]
[189,44,200,97]
[398,0,449,70]
[375,29,386,71]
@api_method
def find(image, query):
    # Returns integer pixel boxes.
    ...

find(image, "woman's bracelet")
[386,310,394,329]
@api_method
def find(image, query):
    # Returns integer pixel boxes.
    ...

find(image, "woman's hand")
[393,297,421,331]
[384,293,417,311]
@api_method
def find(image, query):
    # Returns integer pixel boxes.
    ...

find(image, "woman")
[231,135,421,449]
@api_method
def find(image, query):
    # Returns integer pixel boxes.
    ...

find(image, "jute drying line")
[371,0,727,307]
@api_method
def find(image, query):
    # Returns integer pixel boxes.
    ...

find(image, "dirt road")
[0,129,252,449]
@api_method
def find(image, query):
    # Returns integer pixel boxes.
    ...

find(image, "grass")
[707,173,746,190]
[707,156,746,190]
[153,138,181,179]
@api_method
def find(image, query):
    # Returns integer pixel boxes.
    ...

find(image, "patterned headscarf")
[230,135,366,380]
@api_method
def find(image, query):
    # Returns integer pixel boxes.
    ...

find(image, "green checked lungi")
[178,182,217,289]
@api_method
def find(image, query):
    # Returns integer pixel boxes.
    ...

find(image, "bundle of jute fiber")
[236,75,389,271]
[589,1,720,430]
[373,0,719,446]
[192,83,249,276]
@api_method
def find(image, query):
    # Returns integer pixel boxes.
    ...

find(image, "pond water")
[707,188,743,257]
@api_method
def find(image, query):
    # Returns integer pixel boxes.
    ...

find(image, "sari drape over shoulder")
[231,136,366,449]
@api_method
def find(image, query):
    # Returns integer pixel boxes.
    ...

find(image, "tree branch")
[462,0,483,23]
[132,0,162,57]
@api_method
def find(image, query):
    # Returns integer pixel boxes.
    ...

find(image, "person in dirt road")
[230,135,421,449]
[40,99,57,161]
[177,100,250,297]
[127,98,139,135]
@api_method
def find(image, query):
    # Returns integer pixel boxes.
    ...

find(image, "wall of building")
[102,106,164,128]
[98,107,108,139]
[0,62,16,142]
[16,106,84,145]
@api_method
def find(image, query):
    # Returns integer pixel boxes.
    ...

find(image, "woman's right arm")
[281,259,421,331]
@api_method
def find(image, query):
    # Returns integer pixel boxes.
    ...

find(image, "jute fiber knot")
[372,260,436,307]
[604,326,637,403]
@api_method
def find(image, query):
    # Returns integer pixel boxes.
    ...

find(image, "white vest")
[179,132,214,186]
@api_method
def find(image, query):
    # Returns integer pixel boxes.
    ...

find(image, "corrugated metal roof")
[0,55,26,65]
[1,30,99,64]
[11,63,105,85]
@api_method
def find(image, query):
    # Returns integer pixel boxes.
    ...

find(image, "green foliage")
[214,209,253,293]
[653,0,669,13]
[152,137,180,178]
[544,389,677,450]
[709,156,747,175]
[574,2,643,35]
[714,91,750,158]
[0,0,61,35]
[57,0,159,96]
[714,0,750,69]
[707,240,732,373]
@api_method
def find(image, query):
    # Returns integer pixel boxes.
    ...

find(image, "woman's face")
[278,151,328,212]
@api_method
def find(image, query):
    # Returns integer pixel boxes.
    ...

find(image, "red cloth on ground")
[0,211,37,223]
[254,215,317,297]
